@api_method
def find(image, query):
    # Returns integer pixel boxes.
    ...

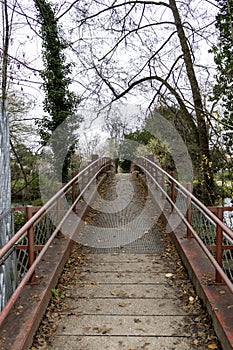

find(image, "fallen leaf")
[189,296,195,303]
[94,326,112,334]
[207,343,218,349]
[165,273,173,278]
[83,326,91,333]
[134,318,141,323]
[118,302,130,307]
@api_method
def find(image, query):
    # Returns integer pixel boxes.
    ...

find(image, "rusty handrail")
[134,156,233,294]
[0,157,112,325]
[0,157,111,259]
[137,157,233,240]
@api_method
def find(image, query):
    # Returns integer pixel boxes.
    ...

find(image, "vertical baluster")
[186,183,192,237]
[26,206,35,283]
[56,183,63,237]
[215,206,223,283]
[170,172,175,212]
[161,167,165,198]
[71,172,77,212]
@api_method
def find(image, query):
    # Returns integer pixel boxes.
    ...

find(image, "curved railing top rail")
[136,156,233,240]
[134,156,233,294]
[0,156,113,326]
[0,157,111,259]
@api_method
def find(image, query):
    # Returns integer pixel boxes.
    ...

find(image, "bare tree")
[68,0,218,204]
[0,0,220,204]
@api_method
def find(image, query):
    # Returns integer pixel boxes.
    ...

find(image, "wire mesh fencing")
[0,157,113,314]
[134,156,233,286]
[0,211,16,312]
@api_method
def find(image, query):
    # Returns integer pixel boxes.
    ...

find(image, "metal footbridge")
[0,156,233,350]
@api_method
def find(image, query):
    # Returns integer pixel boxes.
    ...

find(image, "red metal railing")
[0,156,113,325]
[133,156,233,294]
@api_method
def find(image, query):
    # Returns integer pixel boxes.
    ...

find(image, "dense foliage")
[211,0,233,152]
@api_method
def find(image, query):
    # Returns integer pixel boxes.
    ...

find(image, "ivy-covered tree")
[34,0,81,182]
[211,0,233,151]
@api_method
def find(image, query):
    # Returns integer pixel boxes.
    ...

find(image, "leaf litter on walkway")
[30,175,222,350]
[30,231,222,350]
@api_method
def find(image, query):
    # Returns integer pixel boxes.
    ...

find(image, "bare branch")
[128,30,177,83]
[79,1,171,24]
[0,48,41,72]
[57,0,80,20]
[100,22,175,61]
[148,54,184,108]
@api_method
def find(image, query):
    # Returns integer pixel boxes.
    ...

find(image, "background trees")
[70,0,218,204]
[0,0,232,206]
[208,0,233,200]
[211,0,233,152]
[9,91,40,204]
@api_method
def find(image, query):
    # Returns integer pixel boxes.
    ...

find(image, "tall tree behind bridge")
[34,0,81,182]
[71,0,218,204]
[211,0,233,153]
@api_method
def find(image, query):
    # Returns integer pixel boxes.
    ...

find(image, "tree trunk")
[169,0,214,204]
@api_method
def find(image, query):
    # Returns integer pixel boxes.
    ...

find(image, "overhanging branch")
[79,1,171,24]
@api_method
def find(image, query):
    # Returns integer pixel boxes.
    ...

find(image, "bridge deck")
[32,174,220,349]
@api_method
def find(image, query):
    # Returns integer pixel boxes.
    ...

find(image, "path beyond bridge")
[32,174,220,350]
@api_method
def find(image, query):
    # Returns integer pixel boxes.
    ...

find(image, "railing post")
[145,154,153,178]
[186,183,192,237]
[154,167,158,190]
[82,170,86,191]
[91,154,99,162]
[71,172,78,213]
[56,183,63,237]
[26,206,36,283]
[88,165,90,183]
[170,172,175,212]
[71,172,77,204]
[161,166,165,198]
[215,206,223,283]
[146,154,154,162]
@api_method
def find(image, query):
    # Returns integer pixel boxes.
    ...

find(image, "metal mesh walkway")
[75,173,164,253]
